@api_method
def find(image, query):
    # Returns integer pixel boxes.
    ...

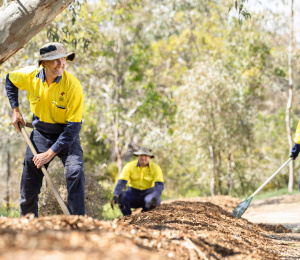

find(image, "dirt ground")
[243,193,300,227]
[0,195,300,259]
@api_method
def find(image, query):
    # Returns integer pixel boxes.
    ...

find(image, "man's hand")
[290,143,300,160]
[33,149,56,168]
[12,107,26,133]
[110,195,119,210]
[146,197,157,210]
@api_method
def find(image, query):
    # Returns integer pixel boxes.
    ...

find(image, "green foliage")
[106,162,120,182]
[0,0,298,211]
[47,0,91,51]
[101,203,122,220]
[0,206,19,218]
[232,0,251,24]
[253,187,299,201]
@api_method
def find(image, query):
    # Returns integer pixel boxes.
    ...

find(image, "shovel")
[231,158,293,218]
[18,122,71,216]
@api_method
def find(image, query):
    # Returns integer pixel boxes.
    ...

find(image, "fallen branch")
[183,237,209,260]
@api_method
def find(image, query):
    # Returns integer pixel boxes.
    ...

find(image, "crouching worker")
[111,146,164,216]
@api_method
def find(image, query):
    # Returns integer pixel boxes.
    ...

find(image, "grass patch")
[0,206,19,218]
[101,203,122,220]
[253,187,299,201]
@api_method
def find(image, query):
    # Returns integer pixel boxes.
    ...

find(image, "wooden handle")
[18,122,71,216]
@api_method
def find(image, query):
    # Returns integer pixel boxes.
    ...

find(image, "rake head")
[231,196,253,218]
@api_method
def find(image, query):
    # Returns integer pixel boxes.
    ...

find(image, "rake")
[231,158,293,218]
[18,122,70,216]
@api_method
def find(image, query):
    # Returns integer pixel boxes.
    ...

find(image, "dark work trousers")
[20,129,85,217]
[118,187,161,216]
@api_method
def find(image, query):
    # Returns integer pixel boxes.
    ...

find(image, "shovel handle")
[18,122,71,216]
[251,158,293,198]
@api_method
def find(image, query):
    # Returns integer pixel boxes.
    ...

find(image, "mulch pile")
[0,196,297,259]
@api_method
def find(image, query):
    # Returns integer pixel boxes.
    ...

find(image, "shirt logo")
[60,92,65,96]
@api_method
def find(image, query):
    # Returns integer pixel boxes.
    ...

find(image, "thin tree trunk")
[217,151,222,195]
[209,145,216,196]
[114,111,123,174]
[210,177,215,196]
[6,139,10,211]
[225,153,232,195]
[287,0,294,192]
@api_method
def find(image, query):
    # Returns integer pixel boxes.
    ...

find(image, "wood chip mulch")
[0,196,299,259]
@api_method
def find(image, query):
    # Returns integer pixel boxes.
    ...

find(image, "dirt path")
[243,193,300,229]
[243,193,300,259]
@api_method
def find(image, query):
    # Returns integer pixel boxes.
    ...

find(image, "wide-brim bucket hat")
[133,146,155,158]
[38,42,75,67]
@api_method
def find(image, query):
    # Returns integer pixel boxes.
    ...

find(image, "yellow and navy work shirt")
[119,160,164,190]
[295,122,300,144]
[5,66,83,153]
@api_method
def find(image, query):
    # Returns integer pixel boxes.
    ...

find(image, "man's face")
[43,57,66,77]
[138,154,151,167]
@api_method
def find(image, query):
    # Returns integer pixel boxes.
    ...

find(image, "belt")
[36,129,60,139]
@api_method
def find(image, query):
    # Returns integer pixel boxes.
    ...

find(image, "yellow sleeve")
[294,122,300,144]
[152,163,164,182]
[8,66,35,90]
[66,83,83,122]
[119,162,132,181]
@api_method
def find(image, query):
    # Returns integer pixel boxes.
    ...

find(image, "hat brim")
[38,52,75,67]
[133,152,154,158]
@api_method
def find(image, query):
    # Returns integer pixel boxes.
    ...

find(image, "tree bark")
[209,144,216,196]
[217,151,222,195]
[0,0,74,65]
[225,153,232,195]
[287,0,294,192]
[114,111,123,174]
[6,139,10,211]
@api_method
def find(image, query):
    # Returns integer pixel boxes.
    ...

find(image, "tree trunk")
[209,145,216,196]
[0,0,74,65]
[114,111,123,174]
[6,139,10,211]
[225,153,232,195]
[287,0,294,192]
[217,151,222,195]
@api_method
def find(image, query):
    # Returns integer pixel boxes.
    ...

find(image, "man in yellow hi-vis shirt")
[111,146,164,216]
[5,42,85,217]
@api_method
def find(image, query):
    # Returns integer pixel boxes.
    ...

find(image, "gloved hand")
[146,197,157,210]
[110,195,119,210]
[290,143,300,160]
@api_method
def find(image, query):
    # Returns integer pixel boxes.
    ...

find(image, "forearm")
[33,148,57,168]
[5,74,19,108]
[113,180,127,196]
[153,182,164,198]
[11,107,26,132]
[50,122,81,153]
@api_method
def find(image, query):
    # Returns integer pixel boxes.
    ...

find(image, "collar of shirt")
[137,161,149,167]
[36,68,62,84]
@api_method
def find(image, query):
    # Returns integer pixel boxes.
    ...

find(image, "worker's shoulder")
[149,161,161,170]
[63,70,81,87]
[10,66,40,76]
[124,160,138,168]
